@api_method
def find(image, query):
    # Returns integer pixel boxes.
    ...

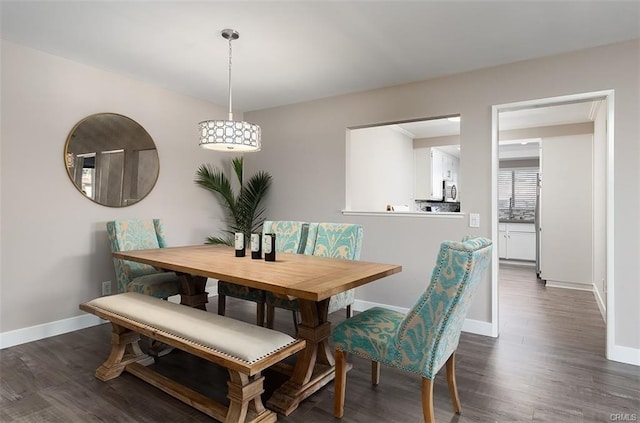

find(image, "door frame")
[490,90,614,359]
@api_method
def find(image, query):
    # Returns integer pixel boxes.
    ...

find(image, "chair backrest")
[309,223,363,260]
[395,237,492,379]
[262,221,310,254]
[106,219,167,293]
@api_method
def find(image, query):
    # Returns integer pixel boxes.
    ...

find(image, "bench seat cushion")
[87,292,298,364]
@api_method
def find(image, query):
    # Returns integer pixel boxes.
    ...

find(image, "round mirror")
[64,113,160,207]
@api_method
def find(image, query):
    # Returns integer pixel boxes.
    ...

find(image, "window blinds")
[499,168,538,210]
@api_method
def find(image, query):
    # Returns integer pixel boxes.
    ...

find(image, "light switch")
[469,213,480,228]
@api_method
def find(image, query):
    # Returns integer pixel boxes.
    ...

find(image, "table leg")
[176,272,209,310]
[266,298,335,416]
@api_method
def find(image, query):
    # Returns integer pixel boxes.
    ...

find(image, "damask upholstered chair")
[106,219,181,299]
[332,237,493,423]
[265,222,363,331]
[217,221,311,326]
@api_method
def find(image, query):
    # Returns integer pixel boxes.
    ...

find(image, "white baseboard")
[353,299,409,315]
[0,313,105,350]
[592,284,606,322]
[545,280,593,291]
[608,344,640,366]
[499,259,535,268]
[353,300,494,337]
[4,296,636,366]
[461,318,495,337]
[1,291,221,350]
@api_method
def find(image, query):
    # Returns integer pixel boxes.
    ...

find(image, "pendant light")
[199,29,261,151]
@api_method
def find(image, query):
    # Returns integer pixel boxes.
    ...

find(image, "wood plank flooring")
[1,265,638,422]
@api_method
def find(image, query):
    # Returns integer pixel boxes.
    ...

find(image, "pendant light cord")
[227,36,233,120]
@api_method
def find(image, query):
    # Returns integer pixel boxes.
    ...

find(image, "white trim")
[604,91,616,363]
[499,259,535,268]
[490,105,500,338]
[544,280,593,291]
[3,295,634,365]
[0,314,105,350]
[353,299,409,315]
[608,344,640,366]
[353,299,493,337]
[491,90,615,361]
[342,210,464,218]
[1,289,221,350]
[593,283,606,322]
[461,318,495,337]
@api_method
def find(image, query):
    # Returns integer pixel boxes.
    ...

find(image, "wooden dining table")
[112,244,401,416]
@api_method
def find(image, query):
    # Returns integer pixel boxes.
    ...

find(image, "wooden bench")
[80,292,306,423]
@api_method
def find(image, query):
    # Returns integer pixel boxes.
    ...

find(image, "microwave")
[443,181,458,202]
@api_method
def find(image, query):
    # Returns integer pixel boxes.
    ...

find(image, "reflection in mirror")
[346,116,460,213]
[64,113,159,207]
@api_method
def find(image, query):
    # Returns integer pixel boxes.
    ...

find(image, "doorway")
[491,90,614,359]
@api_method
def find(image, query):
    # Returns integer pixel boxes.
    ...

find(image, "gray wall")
[0,40,230,333]
[245,39,640,352]
[1,37,638,360]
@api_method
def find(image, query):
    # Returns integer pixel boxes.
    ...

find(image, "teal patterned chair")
[332,237,492,423]
[265,222,363,331]
[106,219,181,299]
[217,221,311,326]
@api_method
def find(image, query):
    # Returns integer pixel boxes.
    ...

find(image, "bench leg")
[226,370,276,423]
[95,323,154,382]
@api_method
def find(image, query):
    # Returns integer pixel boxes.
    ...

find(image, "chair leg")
[446,353,462,414]
[256,302,265,327]
[346,305,352,318]
[371,360,380,385]
[266,305,275,329]
[421,377,435,423]
[217,294,226,316]
[334,350,347,418]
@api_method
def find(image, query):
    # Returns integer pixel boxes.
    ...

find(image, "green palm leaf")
[239,171,272,233]
[195,158,271,244]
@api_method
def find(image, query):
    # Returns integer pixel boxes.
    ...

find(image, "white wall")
[245,39,640,354]
[0,41,230,334]
[347,126,413,211]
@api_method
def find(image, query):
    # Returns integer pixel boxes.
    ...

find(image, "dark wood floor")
[1,265,638,422]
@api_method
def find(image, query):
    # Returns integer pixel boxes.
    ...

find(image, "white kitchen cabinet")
[443,152,455,181]
[431,148,444,199]
[414,147,460,200]
[413,147,431,200]
[499,223,536,261]
[498,224,508,259]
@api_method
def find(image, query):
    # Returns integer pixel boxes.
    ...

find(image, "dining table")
[112,244,402,416]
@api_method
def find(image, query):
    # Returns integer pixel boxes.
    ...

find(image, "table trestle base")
[267,363,335,415]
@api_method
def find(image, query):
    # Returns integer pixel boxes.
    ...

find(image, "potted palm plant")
[195,157,272,245]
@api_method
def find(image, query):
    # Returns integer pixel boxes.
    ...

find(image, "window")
[499,168,538,210]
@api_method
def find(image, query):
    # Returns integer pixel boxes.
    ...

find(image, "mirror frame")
[63,113,160,207]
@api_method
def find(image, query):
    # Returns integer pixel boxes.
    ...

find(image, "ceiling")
[1,1,638,113]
